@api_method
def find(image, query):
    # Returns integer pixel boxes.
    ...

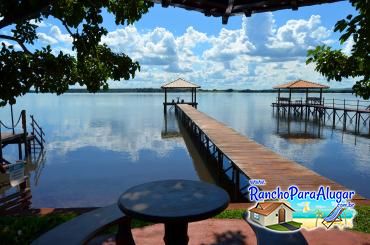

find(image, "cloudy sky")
[2,1,358,89]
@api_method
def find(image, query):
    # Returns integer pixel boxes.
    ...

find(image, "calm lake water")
[0,93,369,207]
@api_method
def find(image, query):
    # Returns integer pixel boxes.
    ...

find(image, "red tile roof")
[249,202,294,216]
[274,80,329,89]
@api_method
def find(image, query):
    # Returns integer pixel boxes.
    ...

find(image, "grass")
[266,224,290,231]
[0,212,78,245]
[0,206,368,244]
[0,212,151,245]
[352,205,369,233]
[266,221,302,232]
[214,209,245,219]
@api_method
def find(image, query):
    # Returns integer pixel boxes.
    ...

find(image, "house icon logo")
[248,201,302,231]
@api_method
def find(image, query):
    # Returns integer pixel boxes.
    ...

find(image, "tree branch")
[0,0,53,29]
[0,35,32,54]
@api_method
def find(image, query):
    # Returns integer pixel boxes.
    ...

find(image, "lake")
[0,92,369,207]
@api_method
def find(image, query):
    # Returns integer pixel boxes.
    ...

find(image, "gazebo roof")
[149,0,341,24]
[161,78,200,89]
[273,80,329,89]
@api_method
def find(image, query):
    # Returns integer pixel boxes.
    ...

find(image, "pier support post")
[21,110,28,159]
[164,88,167,114]
[288,89,292,117]
[357,112,361,133]
[0,125,2,161]
[343,111,347,130]
[234,168,240,200]
[217,151,223,182]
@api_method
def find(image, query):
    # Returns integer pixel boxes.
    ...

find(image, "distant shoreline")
[29,88,354,93]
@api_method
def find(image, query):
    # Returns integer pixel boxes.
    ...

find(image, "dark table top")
[118,179,230,223]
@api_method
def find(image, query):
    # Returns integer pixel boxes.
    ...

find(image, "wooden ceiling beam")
[161,0,171,8]
[223,0,234,25]
[150,0,344,23]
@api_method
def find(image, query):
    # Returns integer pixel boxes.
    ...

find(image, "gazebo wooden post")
[194,88,197,108]
[164,88,167,114]
[288,88,292,116]
[319,88,323,104]
[191,88,194,103]
[305,88,309,119]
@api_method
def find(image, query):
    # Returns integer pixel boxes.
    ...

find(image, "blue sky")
[1,1,358,89]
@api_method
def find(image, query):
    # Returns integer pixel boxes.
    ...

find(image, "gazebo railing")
[275,97,370,111]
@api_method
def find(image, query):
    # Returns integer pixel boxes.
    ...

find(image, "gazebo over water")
[161,78,200,114]
[274,79,329,105]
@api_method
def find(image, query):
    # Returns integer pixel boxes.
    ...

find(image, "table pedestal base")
[164,222,189,245]
[116,218,135,245]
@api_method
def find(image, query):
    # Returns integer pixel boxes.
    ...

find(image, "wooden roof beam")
[291,0,298,10]
[244,10,252,17]
[223,0,234,25]
[162,0,171,8]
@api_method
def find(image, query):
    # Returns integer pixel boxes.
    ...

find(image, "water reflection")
[161,112,182,139]
[0,92,368,208]
[1,94,201,208]
[275,112,324,144]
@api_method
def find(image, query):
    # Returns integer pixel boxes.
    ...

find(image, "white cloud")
[37,33,58,45]
[342,36,354,55]
[35,13,354,89]
[50,25,73,44]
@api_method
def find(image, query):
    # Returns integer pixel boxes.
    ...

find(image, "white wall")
[251,204,293,227]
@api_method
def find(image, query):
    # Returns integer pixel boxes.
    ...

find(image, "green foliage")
[0,212,77,245]
[306,0,369,99]
[0,0,153,106]
[214,209,245,219]
[352,205,370,233]
[0,212,151,245]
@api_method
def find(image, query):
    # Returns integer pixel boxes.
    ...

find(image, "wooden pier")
[176,104,365,201]
[0,110,45,164]
[272,98,370,135]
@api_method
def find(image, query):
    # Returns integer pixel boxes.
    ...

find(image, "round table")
[118,179,230,245]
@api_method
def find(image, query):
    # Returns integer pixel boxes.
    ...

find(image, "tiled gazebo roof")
[161,78,200,89]
[273,80,329,89]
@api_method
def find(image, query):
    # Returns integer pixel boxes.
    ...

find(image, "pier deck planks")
[177,104,365,200]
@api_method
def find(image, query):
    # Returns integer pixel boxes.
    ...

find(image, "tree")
[306,0,369,99]
[0,0,153,106]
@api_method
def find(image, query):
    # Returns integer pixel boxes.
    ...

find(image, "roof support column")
[164,88,167,114]
[195,89,197,108]
[288,88,292,116]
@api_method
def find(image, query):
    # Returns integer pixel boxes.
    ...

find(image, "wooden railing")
[276,97,370,111]
[30,115,45,149]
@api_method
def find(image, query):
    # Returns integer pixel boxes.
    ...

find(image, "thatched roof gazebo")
[161,78,200,114]
[149,0,341,24]
[273,79,329,105]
